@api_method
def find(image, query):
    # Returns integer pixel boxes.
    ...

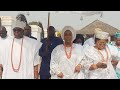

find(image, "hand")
[0,70,2,78]
[96,62,107,69]
[112,60,118,67]
[101,63,107,68]
[34,73,39,79]
[96,62,103,68]
[74,64,82,73]
[89,64,98,70]
[34,65,39,79]
[34,77,39,79]
[57,72,64,78]
[0,66,3,78]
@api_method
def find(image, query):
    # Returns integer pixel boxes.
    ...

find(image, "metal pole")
[48,12,50,29]
[47,12,50,38]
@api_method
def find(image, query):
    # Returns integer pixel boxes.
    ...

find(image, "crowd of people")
[0,15,120,79]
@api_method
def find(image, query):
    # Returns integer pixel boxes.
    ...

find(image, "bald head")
[0,26,7,38]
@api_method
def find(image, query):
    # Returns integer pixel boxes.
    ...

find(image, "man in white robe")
[0,26,12,78]
[0,20,42,79]
[50,26,85,79]
[84,31,118,79]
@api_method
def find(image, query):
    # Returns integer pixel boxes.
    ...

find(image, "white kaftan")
[50,44,85,79]
[0,36,42,79]
[83,37,95,48]
[0,36,13,79]
[84,45,118,79]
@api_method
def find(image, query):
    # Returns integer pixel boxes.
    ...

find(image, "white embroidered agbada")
[50,26,85,79]
[50,44,85,79]
[84,45,118,79]
[0,35,13,63]
[83,31,118,79]
[0,35,12,79]
[0,36,42,79]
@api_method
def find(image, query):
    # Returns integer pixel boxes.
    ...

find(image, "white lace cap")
[13,20,26,29]
[95,31,109,39]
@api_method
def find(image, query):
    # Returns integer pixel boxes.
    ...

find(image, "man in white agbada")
[0,26,12,78]
[0,26,12,45]
[0,20,42,79]
[0,26,12,47]
[50,26,85,79]
[84,31,118,79]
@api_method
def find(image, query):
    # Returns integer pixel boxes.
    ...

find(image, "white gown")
[0,36,42,79]
[0,36,13,79]
[50,44,85,79]
[83,37,95,48]
[84,45,118,79]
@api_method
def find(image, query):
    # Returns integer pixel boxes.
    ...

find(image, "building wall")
[0,16,15,36]
[30,25,42,41]
[44,29,47,38]
[0,16,47,40]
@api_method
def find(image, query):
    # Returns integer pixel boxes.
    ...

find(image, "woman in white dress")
[84,31,118,79]
[50,26,85,79]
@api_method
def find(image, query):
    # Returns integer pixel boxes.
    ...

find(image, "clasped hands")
[89,62,107,70]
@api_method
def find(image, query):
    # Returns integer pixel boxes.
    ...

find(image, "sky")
[0,11,120,31]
